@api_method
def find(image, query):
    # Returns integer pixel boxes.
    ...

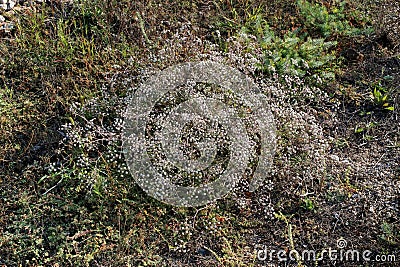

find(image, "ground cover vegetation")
[0,0,399,266]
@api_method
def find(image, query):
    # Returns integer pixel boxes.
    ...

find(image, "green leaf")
[355,127,364,133]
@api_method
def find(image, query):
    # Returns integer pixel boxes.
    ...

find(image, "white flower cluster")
[176,31,336,213]
[46,87,129,196]
[47,20,339,210]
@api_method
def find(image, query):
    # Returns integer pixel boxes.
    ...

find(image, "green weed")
[370,81,394,111]
[297,0,373,38]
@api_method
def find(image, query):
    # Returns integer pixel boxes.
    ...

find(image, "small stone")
[330,154,340,162]
[197,247,211,256]
[0,15,5,23]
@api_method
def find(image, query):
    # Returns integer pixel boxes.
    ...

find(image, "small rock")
[197,247,211,256]
[330,154,340,162]
[0,15,5,22]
